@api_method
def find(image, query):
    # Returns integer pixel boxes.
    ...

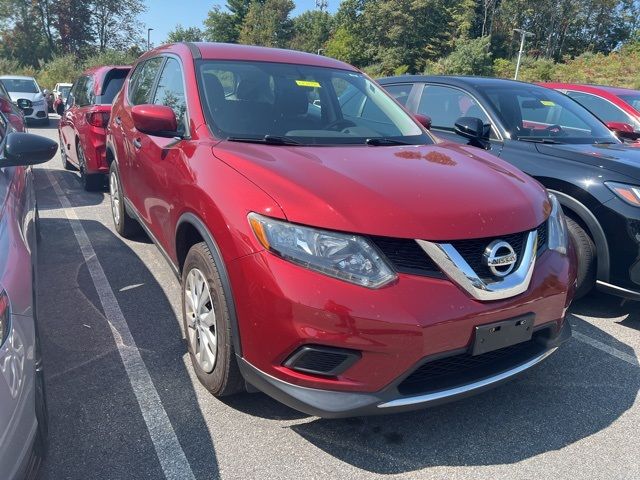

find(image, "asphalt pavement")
[32,117,640,480]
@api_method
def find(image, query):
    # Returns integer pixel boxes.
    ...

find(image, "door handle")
[115,116,122,125]
[133,138,142,149]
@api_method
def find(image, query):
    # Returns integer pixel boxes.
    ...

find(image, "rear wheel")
[109,162,140,238]
[182,242,244,397]
[77,143,103,191]
[59,133,73,170]
[566,216,596,299]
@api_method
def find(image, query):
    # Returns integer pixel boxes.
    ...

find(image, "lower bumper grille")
[397,330,550,396]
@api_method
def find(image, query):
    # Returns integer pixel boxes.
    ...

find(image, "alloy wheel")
[109,171,121,226]
[184,268,218,373]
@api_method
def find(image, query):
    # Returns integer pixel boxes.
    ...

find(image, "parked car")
[52,83,72,116]
[107,43,574,418]
[0,111,58,479]
[0,76,49,126]
[58,65,131,190]
[379,75,640,300]
[0,80,26,132]
[541,83,640,144]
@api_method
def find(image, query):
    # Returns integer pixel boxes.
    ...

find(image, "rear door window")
[418,85,490,130]
[128,57,164,106]
[566,91,637,126]
[384,84,412,106]
[152,58,187,133]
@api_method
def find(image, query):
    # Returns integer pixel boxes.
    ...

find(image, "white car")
[52,82,72,115]
[0,76,49,126]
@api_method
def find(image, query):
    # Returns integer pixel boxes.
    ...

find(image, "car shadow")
[36,168,106,211]
[29,116,60,131]
[280,315,638,474]
[35,212,219,479]
[570,290,639,330]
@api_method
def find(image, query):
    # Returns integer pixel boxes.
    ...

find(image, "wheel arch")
[176,212,243,357]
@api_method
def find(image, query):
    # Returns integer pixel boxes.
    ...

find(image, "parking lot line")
[45,170,197,480]
[572,329,639,367]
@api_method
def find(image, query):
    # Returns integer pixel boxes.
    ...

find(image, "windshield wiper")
[226,135,301,145]
[365,137,410,146]
[518,137,563,145]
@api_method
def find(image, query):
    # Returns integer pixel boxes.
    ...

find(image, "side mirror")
[1,132,58,167]
[454,116,491,148]
[132,105,178,137]
[605,121,640,141]
[414,113,431,130]
[16,98,32,110]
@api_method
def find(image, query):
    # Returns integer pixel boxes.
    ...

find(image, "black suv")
[379,76,640,300]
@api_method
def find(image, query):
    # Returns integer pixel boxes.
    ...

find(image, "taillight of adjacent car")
[86,111,110,128]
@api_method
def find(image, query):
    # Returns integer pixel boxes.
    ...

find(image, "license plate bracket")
[472,314,535,356]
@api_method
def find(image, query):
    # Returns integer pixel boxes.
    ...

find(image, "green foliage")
[83,49,138,69]
[239,0,295,48]
[431,36,493,76]
[166,25,205,43]
[36,54,81,90]
[204,6,240,43]
[289,10,333,53]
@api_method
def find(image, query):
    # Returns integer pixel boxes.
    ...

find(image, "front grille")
[370,236,442,277]
[371,223,547,280]
[397,332,549,396]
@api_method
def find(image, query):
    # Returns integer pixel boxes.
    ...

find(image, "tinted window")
[566,91,636,125]
[482,85,617,144]
[619,93,640,112]
[197,60,428,146]
[74,76,95,107]
[100,69,129,104]
[129,57,163,106]
[384,84,412,106]
[418,85,490,129]
[153,58,187,133]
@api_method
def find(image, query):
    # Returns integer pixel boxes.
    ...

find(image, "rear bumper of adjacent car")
[238,320,571,418]
[228,244,575,417]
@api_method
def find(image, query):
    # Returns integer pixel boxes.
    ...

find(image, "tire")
[566,216,596,299]
[182,242,244,397]
[109,162,140,238]
[77,143,103,191]
[59,133,73,170]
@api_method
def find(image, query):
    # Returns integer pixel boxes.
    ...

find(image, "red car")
[0,80,26,132]
[58,65,131,190]
[107,43,575,417]
[542,83,640,143]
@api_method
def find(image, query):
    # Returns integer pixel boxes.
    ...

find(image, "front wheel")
[59,133,73,170]
[77,144,103,191]
[109,162,140,238]
[182,242,244,397]
[566,217,596,299]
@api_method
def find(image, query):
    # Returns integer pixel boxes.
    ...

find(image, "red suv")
[58,65,131,190]
[107,43,575,417]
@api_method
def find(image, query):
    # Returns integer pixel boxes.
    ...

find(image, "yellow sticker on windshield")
[296,80,321,88]
[541,100,556,106]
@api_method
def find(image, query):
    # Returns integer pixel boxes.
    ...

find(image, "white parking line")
[44,170,197,480]
[572,329,639,367]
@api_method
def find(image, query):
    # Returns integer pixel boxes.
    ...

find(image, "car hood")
[7,91,43,102]
[535,143,640,181]
[213,142,549,240]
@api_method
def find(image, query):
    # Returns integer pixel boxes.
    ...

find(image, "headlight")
[547,194,569,255]
[248,213,396,288]
[605,181,640,207]
[0,290,10,346]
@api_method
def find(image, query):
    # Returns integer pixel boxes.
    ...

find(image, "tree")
[0,0,51,67]
[239,0,295,48]
[52,0,94,57]
[167,24,205,43]
[430,36,493,75]
[204,6,240,43]
[92,0,146,52]
[289,10,332,53]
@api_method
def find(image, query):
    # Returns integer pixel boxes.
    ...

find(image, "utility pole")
[147,28,154,51]
[513,28,534,80]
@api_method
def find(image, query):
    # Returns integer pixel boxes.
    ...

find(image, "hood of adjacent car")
[7,91,43,103]
[213,141,550,240]
[535,142,640,181]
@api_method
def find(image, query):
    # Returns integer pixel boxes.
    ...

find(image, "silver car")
[0,76,49,126]
[0,112,57,479]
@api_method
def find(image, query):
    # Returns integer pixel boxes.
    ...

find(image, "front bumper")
[22,105,47,122]
[239,320,571,418]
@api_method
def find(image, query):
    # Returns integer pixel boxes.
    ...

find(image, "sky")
[140,1,340,46]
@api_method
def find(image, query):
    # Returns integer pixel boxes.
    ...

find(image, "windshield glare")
[196,60,429,146]
[482,86,618,144]
[0,78,39,94]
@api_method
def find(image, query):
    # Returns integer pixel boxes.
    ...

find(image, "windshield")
[196,60,429,146]
[60,86,71,97]
[619,93,640,112]
[481,85,618,144]
[0,78,39,94]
